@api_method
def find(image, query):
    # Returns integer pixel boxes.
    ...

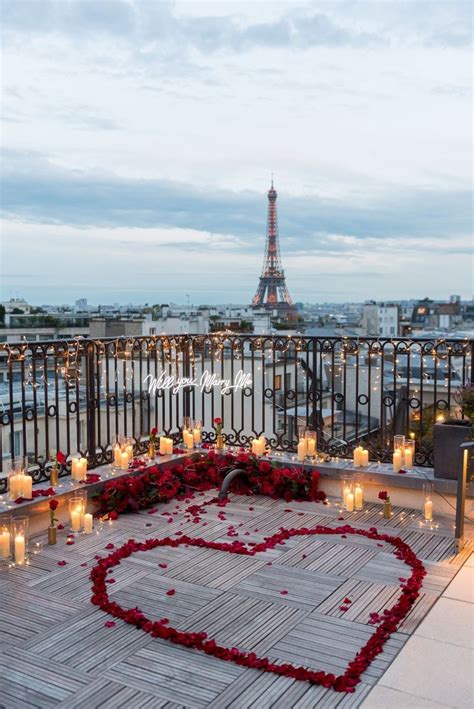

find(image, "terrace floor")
[0,491,473,708]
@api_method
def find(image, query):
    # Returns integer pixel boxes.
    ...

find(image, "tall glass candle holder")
[393,434,405,472]
[354,474,364,511]
[12,516,28,565]
[71,454,87,482]
[404,439,415,470]
[111,434,123,469]
[69,496,85,533]
[341,474,354,512]
[297,426,307,461]
[423,483,433,521]
[123,437,134,465]
[305,430,317,459]
[7,458,32,500]
[193,420,202,447]
[0,516,12,562]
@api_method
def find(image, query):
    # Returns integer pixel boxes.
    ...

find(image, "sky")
[1,0,472,305]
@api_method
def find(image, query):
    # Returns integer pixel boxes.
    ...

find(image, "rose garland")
[93,450,326,518]
[90,520,425,694]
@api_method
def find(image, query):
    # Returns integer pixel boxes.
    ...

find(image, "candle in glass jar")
[345,492,354,512]
[354,484,363,509]
[83,513,93,534]
[70,507,82,532]
[424,500,433,521]
[113,445,122,467]
[72,457,87,481]
[404,447,413,469]
[0,530,11,558]
[120,451,129,470]
[297,438,307,462]
[193,428,202,444]
[14,534,26,564]
[183,431,193,449]
[125,445,133,462]
[306,437,316,457]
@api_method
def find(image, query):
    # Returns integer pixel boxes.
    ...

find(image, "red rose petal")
[57,560,67,566]
[104,621,115,628]
[280,590,288,595]
[166,589,175,596]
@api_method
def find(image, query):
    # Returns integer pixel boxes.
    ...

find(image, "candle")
[22,474,33,499]
[9,474,20,500]
[306,437,316,457]
[120,451,129,470]
[72,458,87,482]
[193,428,202,444]
[345,492,354,513]
[393,450,402,473]
[424,500,433,521]
[113,445,122,467]
[404,448,413,469]
[160,437,173,455]
[14,534,25,564]
[353,446,363,467]
[361,449,369,467]
[0,530,11,558]
[183,431,193,450]
[70,507,82,532]
[297,439,307,462]
[83,513,93,534]
[354,484,363,510]
[125,445,133,462]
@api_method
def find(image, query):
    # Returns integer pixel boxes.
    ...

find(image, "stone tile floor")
[0,492,472,708]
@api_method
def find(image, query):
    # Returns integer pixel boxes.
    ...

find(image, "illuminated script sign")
[143,370,252,396]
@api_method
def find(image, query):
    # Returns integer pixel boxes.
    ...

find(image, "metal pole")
[86,341,96,463]
[455,441,474,552]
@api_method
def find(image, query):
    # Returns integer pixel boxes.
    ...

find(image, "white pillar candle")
[0,530,11,558]
[354,484,363,510]
[345,492,355,512]
[193,428,202,444]
[167,438,174,454]
[70,507,82,532]
[393,450,403,473]
[183,431,193,449]
[353,446,363,467]
[424,500,433,521]
[14,534,26,564]
[120,451,129,470]
[22,474,33,499]
[125,445,133,462]
[83,513,93,534]
[113,445,122,467]
[297,439,307,462]
[361,449,369,467]
[9,474,19,500]
[306,438,316,457]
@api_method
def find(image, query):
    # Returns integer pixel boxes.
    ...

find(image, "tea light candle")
[297,438,307,462]
[14,534,26,564]
[83,513,93,534]
[0,529,11,558]
[70,506,82,532]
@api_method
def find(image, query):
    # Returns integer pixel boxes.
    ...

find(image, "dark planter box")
[433,421,472,480]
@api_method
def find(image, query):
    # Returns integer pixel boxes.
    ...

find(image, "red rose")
[378,491,388,500]
[213,418,222,425]
[49,499,59,511]
[56,451,67,465]
[108,511,118,520]
[150,427,157,436]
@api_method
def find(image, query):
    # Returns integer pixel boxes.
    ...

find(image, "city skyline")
[1,0,472,305]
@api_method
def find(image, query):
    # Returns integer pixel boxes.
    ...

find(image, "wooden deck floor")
[0,493,472,709]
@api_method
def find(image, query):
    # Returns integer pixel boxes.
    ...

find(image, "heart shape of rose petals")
[90,523,425,693]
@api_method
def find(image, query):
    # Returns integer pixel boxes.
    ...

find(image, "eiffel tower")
[252,181,295,313]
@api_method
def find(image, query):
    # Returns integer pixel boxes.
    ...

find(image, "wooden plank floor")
[0,492,471,709]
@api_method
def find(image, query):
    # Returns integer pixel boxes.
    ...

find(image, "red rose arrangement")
[49,498,59,525]
[378,491,389,501]
[149,427,158,444]
[213,417,222,435]
[56,451,67,466]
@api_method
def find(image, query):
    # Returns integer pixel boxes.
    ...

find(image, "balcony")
[0,334,473,707]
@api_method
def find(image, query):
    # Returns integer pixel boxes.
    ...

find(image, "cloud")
[1,0,470,50]
[1,149,470,248]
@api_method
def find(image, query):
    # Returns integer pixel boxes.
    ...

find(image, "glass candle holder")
[305,430,317,459]
[393,435,405,472]
[193,420,202,447]
[354,474,364,511]
[423,483,433,521]
[0,516,12,561]
[71,454,87,482]
[182,416,191,432]
[7,459,32,500]
[111,434,124,469]
[404,439,415,470]
[341,474,354,512]
[123,437,134,464]
[297,426,307,461]
[69,496,85,533]
[12,516,28,565]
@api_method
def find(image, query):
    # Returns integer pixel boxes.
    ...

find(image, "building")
[361,302,399,337]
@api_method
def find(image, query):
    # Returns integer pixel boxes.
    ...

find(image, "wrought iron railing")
[0,334,472,490]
